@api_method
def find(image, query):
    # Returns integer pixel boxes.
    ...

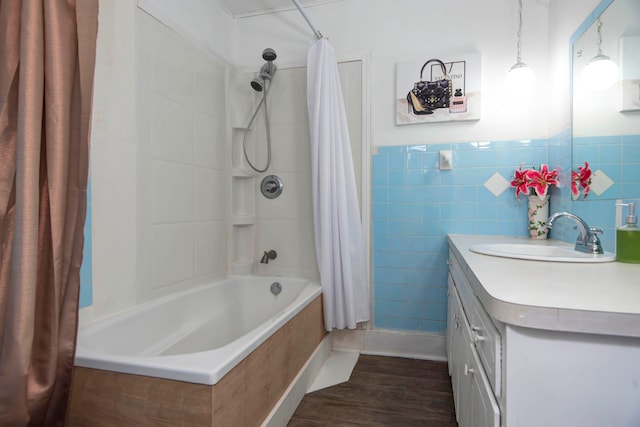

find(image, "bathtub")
[74,275,322,385]
[70,275,325,426]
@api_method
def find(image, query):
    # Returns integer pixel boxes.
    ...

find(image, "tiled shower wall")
[77,8,230,312]
[135,10,228,302]
[249,62,363,280]
[82,9,229,310]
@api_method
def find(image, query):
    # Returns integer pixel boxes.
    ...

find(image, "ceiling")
[214,0,341,17]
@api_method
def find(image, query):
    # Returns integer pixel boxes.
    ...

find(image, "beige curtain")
[0,1,98,425]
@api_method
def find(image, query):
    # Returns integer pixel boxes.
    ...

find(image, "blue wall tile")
[571,133,640,203]
[371,138,550,333]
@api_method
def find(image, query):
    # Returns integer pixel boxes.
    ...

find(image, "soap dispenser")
[616,202,640,263]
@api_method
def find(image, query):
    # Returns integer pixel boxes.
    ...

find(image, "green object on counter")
[616,202,640,264]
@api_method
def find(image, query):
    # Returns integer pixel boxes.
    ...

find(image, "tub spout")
[260,250,277,264]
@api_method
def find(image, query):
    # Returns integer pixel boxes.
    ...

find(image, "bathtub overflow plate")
[261,175,283,199]
[270,282,282,296]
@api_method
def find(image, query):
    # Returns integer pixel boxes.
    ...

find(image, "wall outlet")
[439,150,453,170]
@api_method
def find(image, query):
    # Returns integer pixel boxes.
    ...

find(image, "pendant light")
[505,0,536,95]
[580,18,619,91]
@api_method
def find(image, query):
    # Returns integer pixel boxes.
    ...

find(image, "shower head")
[250,56,277,92]
[262,48,277,62]
[251,77,265,92]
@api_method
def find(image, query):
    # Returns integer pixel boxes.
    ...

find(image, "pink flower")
[510,164,530,200]
[571,170,581,199]
[511,164,559,199]
[527,164,559,198]
[572,161,592,200]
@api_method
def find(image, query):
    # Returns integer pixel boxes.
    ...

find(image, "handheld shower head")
[251,77,265,92]
[250,61,277,92]
[244,48,278,173]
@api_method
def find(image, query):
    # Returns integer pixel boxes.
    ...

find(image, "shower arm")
[290,0,323,40]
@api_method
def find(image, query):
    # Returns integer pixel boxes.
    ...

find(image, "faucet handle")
[585,227,604,254]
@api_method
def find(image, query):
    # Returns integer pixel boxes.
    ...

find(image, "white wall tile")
[228,71,255,129]
[91,2,233,315]
[257,172,312,220]
[151,223,194,289]
[193,112,223,169]
[194,168,217,221]
[151,96,194,164]
[256,219,318,278]
[90,2,139,316]
[152,160,194,223]
[195,221,226,278]
[193,52,226,120]
[90,143,138,315]
[263,67,308,127]
[137,0,234,63]
[152,25,193,107]
[268,123,312,173]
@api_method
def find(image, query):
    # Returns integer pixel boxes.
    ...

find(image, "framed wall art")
[396,52,481,125]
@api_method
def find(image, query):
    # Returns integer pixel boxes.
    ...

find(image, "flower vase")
[528,194,549,239]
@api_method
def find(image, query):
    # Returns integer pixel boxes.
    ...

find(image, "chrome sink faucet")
[546,212,604,254]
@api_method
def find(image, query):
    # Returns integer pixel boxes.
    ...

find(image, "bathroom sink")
[469,242,616,263]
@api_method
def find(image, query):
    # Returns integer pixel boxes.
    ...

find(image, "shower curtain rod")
[290,0,323,39]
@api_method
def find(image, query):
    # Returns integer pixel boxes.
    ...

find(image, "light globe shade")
[580,55,619,91]
[505,62,536,96]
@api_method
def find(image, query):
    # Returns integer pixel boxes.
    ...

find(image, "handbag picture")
[406,59,452,115]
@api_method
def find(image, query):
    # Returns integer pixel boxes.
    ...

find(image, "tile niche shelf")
[231,174,255,218]
[231,224,255,276]
[231,173,257,276]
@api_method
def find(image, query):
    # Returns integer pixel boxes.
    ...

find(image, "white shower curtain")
[307,38,370,331]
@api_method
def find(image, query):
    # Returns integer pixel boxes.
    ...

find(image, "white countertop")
[447,234,640,338]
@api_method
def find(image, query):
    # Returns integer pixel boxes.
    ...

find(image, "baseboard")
[363,329,447,361]
[332,328,447,362]
[261,334,331,427]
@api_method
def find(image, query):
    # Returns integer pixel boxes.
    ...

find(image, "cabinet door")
[448,279,466,423]
[468,344,500,427]
[446,275,456,375]
[454,292,473,426]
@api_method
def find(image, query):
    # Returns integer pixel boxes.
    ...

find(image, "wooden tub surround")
[67,295,326,426]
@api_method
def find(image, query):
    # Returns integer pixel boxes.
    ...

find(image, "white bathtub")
[74,276,322,385]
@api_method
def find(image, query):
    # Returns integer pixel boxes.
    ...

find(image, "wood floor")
[288,355,458,427]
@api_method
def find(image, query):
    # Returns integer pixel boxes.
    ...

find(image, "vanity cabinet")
[447,235,640,427]
[447,254,500,427]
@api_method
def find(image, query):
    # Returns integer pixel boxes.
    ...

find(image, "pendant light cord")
[596,18,603,56]
[516,0,523,63]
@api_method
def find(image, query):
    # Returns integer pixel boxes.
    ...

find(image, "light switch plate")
[439,150,453,170]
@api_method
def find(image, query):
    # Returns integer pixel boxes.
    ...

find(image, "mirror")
[571,0,640,201]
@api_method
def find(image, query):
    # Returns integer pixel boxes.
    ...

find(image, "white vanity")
[446,234,640,427]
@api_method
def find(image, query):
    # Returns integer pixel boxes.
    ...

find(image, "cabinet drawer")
[449,253,475,319]
[448,253,502,398]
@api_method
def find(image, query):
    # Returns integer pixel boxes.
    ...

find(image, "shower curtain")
[307,38,370,331]
[0,1,98,425]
